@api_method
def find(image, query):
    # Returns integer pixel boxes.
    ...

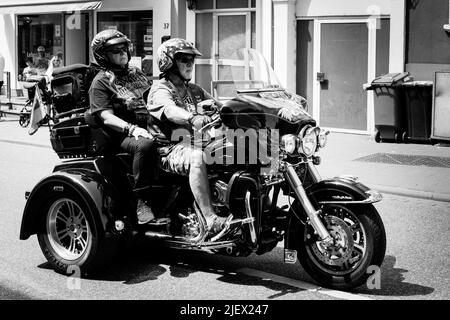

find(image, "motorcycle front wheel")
[296,203,386,290]
[37,190,111,276]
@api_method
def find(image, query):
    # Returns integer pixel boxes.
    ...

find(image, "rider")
[89,29,158,225]
[147,38,230,238]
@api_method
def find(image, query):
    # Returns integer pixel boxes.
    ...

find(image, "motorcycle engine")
[210,180,228,207]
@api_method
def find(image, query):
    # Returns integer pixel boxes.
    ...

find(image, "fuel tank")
[220,90,316,136]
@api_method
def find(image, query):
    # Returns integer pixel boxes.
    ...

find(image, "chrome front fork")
[284,162,332,244]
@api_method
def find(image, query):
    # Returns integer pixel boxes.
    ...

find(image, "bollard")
[6,71,12,109]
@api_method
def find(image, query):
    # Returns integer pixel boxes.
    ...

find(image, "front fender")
[20,169,120,240]
[284,176,381,251]
[306,176,382,205]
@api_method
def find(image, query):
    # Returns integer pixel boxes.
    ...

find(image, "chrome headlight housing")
[318,128,329,148]
[299,126,318,157]
[280,134,299,155]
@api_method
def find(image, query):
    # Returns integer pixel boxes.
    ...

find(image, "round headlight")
[318,128,329,148]
[281,134,298,155]
[300,127,318,157]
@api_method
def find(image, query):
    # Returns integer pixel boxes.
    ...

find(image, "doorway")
[313,19,376,134]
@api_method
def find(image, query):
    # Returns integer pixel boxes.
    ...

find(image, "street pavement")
[1,97,450,203]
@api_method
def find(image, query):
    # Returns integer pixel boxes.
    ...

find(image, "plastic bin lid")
[402,80,433,87]
[370,72,410,86]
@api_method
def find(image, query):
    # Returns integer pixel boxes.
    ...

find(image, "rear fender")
[20,169,124,240]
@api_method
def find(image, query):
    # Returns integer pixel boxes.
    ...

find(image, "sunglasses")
[178,55,195,64]
[107,46,128,54]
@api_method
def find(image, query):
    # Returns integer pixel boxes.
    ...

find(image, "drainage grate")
[354,153,450,168]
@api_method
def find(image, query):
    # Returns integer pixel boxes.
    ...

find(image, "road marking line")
[237,268,372,300]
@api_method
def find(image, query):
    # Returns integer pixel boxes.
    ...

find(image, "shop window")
[17,14,63,79]
[97,11,153,76]
[196,0,255,10]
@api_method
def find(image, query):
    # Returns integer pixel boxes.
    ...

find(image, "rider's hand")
[130,126,152,140]
[190,114,213,131]
[197,99,217,112]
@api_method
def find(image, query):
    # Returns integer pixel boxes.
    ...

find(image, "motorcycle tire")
[296,203,386,290]
[37,190,114,277]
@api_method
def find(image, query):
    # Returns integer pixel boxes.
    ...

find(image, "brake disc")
[311,215,354,266]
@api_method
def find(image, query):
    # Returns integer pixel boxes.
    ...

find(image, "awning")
[0,1,102,15]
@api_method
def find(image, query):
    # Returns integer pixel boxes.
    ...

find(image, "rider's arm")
[98,109,130,133]
[163,105,191,125]
[148,86,191,125]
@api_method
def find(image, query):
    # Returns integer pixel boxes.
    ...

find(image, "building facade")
[1,0,447,135]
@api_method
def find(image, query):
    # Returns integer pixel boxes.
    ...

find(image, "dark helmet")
[156,38,201,74]
[91,29,131,68]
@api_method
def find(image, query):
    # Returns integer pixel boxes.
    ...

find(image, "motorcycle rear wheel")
[37,190,110,276]
[297,203,386,290]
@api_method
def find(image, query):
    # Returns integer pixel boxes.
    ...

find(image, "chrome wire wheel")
[46,198,91,261]
[305,205,368,276]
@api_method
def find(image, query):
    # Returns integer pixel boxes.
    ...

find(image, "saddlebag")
[50,116,95,159]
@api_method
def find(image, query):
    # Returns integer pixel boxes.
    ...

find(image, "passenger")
[34,46,49,75]
[22,56,37,81]
[45,51,64,80]
[89,29,158,225]
[147,38,230,238]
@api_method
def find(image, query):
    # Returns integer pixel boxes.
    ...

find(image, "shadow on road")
[37,243,434,298]
[355,255,434,297]
[38,242,306,299]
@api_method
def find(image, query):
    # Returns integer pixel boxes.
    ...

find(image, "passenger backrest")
[50,63,103,114]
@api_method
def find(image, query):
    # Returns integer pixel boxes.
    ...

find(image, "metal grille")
[354,153,450,168]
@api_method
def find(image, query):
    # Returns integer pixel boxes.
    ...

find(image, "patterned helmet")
[91,29,131,67]
[156,38,202,74]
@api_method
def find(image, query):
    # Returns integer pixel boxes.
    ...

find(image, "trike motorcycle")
[20,49,386,290]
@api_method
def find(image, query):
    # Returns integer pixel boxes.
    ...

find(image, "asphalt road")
[0,141,449,301]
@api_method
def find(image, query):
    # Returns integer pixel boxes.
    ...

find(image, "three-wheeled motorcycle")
[20,49,386,290]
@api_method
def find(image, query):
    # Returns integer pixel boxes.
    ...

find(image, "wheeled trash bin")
[402,81,433,143]
[365,72,410,143]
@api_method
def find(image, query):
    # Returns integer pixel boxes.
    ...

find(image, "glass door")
[195,11,255,98]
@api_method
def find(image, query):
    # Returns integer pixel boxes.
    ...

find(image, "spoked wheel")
[297,204,386,290]
[46,198,91,261]
[19,104,31,127]
[37,190,112,276]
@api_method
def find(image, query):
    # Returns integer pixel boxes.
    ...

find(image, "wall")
[405,0,450,80]
[296,0,392,17]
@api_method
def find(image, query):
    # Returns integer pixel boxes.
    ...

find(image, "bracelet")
[128,125,138,137]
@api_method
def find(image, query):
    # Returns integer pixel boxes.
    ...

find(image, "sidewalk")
[318,132,450,202]
[1,111,449,202]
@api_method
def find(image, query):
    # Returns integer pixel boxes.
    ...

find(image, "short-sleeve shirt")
[89,67,152,138]
[147,78,211,140]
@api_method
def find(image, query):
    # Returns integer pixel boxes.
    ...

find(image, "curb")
[368,184,450,203]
